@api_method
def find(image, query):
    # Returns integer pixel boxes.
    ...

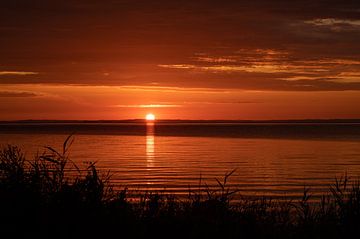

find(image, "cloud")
[194,56,237,63]
[305,18,360,29]
[302,18,360,33]
[157,64,195,69]
[183,101,262,105]
[159,50,360,78]
[112,104,182,108]
[0,91,40,97]
[158,63,305,74]
[0,71,39,76]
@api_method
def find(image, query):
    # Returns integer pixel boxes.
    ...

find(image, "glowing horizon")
[0,1,359,120]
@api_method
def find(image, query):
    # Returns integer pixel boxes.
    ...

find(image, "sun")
[145,113,156,121]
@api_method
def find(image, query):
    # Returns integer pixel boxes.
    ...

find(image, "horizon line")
[1,118,360,123]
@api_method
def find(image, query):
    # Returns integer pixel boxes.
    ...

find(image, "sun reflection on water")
[146,122,155,168]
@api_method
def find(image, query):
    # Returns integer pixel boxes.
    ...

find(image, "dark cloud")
[0,1,359,91]
[0,91,39,97]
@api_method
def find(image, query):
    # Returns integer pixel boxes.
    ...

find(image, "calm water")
[1,122,360,200]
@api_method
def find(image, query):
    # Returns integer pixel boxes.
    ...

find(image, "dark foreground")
[1,138,360,239]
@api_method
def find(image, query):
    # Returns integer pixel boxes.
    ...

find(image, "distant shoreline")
[1,120,360,140]
[1,119,360,124]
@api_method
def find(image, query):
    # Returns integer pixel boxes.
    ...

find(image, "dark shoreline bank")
[2,118,360,124]
[1,121,360,141]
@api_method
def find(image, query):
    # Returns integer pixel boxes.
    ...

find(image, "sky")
[1,0,360,120]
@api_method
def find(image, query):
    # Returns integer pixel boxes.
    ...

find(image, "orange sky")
[1,1,360,120]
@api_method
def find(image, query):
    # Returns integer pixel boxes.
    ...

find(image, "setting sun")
[145,113,156,121]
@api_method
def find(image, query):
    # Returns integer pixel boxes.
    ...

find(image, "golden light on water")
[145,113,156,121]
[146,120,155,168]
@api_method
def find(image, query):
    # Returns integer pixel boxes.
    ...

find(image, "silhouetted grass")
[1,137,360,238]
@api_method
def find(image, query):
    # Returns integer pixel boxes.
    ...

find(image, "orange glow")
[1,2,360,121]
[145,113,156,121]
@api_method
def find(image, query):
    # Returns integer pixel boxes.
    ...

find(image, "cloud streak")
[112,104,182,108]
[305,18,360,31]
[0,71,39,76]
[0,91,39,97]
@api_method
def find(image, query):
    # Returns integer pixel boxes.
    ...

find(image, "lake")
[1,121,360,200]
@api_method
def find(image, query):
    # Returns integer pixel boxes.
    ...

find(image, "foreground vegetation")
[1,137,360,238]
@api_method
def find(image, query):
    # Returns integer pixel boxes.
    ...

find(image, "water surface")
[1,121,360,200]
